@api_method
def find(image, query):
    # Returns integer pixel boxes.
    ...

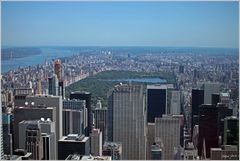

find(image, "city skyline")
[2,1,239,48]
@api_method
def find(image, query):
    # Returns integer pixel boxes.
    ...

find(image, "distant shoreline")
[1,47,42,61]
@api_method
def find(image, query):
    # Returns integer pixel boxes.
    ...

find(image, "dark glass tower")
[70,91,91,136]
[216,103,233,145]
[147,87,166,123]
[191,89,204,136]
[211,93,220,106]
[198,104,218,159]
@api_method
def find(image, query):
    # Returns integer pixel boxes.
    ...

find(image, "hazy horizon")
[2,1,239,48]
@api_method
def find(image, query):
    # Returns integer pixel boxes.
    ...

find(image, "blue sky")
[1,1,239,48]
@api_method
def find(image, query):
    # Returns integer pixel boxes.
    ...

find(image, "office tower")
[172,115,184,147]
[102,142,122,160]
[203,82,220,104]
[40,118,56,160]
[63,99,86,111]
[147,85,167,123]
[26,95,62,140]
[18,120,43,160]
[54,59,62,80]
[211,93,220,106]
[108,84,146,159]
[107,93,113,142]
[179,65,184,74]
[63,99,87,135]
[48,74,59,96]
[90,129,102,156]
[63,109,84,136]
[192,125,199,148]
[13,105,56,150]
[13,88,33,106]
[54,59,65,98]
[58,81,65,99]
[2,112,13,155]
[210,145,239,160]
[155,115,181,160]
[191,89,204,136]
[216,103,233,145]
[170,90,181,115]
[70,91,91,136]
[220,92,230,106]
[2,90,14,107]
[14,88,33,96]
[151,143,162,160]
[94,105,107,144]
[146,123,155,160]
[58,134,90,160]
[223,116,239,146]
[198,104,218,159]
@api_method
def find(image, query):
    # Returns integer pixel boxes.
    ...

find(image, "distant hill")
[1,47,42,60]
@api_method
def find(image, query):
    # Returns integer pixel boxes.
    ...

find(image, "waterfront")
[1,47,74,73]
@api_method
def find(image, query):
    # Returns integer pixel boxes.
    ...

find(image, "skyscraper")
[2,112,13,155]
[18,120,43,160]
[90,129,102,156]
[146,123,155,160]
[155,115,181,160]
[147,85,167,123]
[54,59,65,98]
[198,104,218,159]
[170,90,181,115]
[70,91,91,136]
[26,95,62,140]
[108,84,146,159]
[223,116,239,146]
[203,82,220,104]
[13,105,57,151]
[40,119,56,160]
[94,106,107,144]
[63,99,87,136]
[211,93,220,106]
[63,109,84,136]
[216,103,233,145]
[58,134,90,160]
[48,74,59,96]
[191,89,204,136]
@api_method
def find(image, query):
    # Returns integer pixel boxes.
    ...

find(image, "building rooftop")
[65,154,82,160]
[103,142,122,150]
[59,134,89,143]
[220,92,230,97]
[81,155,111,160]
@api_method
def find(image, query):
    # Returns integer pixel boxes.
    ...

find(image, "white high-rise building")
[203,82,220,104]
[170,90,181,114]
[109,84,146,159]
[155,115,181,160]
[90,128,102,156]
